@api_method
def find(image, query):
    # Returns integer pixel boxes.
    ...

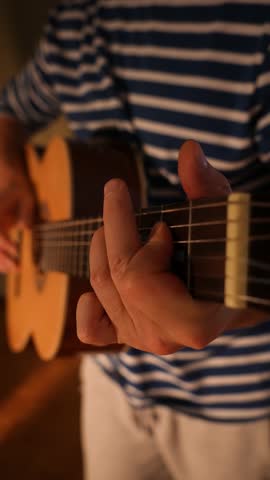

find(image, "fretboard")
[32,193,270,312]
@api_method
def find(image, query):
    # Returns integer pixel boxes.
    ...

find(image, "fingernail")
[149,222,163,240]
[104,179,125,196]
[195,143,208,170]
[76,294,92,342]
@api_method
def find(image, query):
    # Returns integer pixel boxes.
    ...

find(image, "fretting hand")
[76,140,265,354]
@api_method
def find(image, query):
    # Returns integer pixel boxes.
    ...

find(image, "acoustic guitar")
[6,136,270,360]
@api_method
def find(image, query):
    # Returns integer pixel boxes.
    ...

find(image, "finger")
[132,268,229,349]
[103,179,141,274]
[178,140,231,200]
[90,227,128,327]
[0,234,18,258]
[0,251,18,273]
[130,222,173,273]
[76,292,117,345]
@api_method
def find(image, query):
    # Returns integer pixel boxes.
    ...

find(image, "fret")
[189,198,227,260]
[137,207,161,243]
[162,202,190,284]
[247,194,270,309]
[189,197,227,297]
[137,202,190,242]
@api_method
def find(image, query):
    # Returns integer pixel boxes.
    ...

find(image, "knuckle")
[110,256,128,281]
[115,269,140,298]
[90,266,110,288]
[186,330,212,350]
[149,337,177,356]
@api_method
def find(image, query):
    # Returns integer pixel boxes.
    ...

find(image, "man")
[0,1,270,478]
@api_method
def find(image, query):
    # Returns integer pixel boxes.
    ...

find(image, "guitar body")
[7,136,270,360]
[6,136,143,360]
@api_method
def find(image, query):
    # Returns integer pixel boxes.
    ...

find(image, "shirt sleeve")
[255,35,270,164]
[0,8,61,134]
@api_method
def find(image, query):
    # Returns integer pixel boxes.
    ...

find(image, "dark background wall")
[0,7,81,479]
[0,0,68,296]
[0,0,57,79]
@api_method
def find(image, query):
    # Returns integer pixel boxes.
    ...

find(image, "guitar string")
[188,291,270,308]
[39,241,270,302]
[37,257,270,308]
[40,245,270,285]
[40,253,270,271]
[191,273,270,285]
[40,244,270,308]
[34,199,270,231]
[33,217,270,240]
[35,192,270,295]
[38,234,270,274]
[35,234,270,246]
[39,263,270,285]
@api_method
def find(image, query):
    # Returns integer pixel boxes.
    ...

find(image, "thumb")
[178,140,231,200]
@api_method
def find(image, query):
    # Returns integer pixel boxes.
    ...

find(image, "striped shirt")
[1,0,270,422]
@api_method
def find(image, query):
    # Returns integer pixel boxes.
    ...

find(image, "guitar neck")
[33,192,270,312]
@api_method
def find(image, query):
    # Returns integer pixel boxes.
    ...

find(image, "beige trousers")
[80,357,270,480]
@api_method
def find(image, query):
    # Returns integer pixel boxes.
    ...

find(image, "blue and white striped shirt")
[1,0,270,422]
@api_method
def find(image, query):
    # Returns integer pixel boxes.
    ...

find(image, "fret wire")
[35,198,269,232]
